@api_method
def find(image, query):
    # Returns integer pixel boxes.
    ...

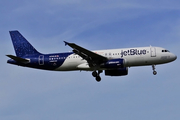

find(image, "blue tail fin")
[9,31,40,57]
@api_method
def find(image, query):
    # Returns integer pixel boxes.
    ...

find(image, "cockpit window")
[162,50,170,52]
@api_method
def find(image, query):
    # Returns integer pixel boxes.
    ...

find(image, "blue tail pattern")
[9,31,40,57]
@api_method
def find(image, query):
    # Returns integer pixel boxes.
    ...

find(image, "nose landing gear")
[152,65,157,75]
[92,70,103,82]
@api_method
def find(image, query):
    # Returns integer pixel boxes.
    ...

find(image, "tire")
[92,71,97,77]
[153,71,157,75]
[96,76,101,82]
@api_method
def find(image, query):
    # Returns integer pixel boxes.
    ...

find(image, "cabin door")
[39,55,44,65]
[150,47,156,57]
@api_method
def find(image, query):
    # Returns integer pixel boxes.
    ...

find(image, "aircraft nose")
[171,54,177,61]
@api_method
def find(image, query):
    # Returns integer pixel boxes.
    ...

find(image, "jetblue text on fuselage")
[121,49,146,57]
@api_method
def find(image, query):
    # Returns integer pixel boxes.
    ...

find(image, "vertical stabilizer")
[9,31,40,57]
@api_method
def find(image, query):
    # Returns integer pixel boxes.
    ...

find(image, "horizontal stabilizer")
[6,55,29,63]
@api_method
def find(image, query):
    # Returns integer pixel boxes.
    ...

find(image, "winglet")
[64,41,69,46]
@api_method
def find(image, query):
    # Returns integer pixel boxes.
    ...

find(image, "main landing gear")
[152,65,157,75]
[92,70,103,82]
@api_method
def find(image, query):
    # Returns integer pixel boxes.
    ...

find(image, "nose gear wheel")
[152,65,157,75]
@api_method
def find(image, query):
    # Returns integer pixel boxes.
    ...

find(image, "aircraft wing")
[64,41,108,67]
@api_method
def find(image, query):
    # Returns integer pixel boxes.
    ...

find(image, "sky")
[0,0,180,120]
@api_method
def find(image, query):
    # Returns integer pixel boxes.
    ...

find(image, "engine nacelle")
[101,58,125,68]
[105,67,128,76]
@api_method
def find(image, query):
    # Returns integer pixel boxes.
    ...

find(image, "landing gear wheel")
[152,65,157,75]
[92,70,103,82]
[153,71,157,75]
[92,71,98,77]
[96,76,101,82]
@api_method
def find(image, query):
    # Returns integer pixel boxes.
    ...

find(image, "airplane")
[7,30,177,82]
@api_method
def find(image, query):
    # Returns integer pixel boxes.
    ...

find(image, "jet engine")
[105,67,128,76]
[101,58,125,68]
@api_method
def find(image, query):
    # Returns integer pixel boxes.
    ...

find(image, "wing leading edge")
[64,41,108,67]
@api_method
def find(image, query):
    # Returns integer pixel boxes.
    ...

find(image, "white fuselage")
[56,46,177,71]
